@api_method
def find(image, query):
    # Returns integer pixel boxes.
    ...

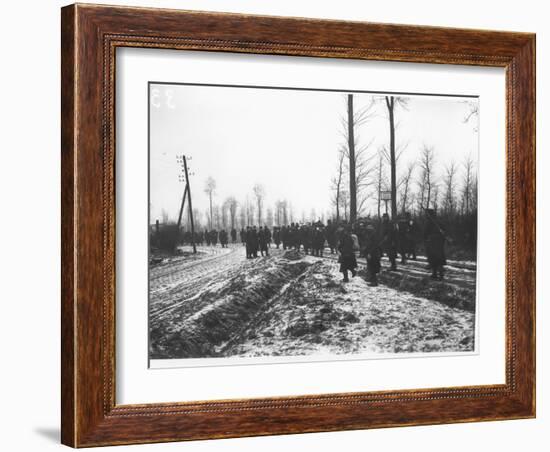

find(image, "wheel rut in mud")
[149,250,311,359]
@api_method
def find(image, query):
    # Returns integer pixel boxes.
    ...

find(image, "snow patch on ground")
[149,249,475,361]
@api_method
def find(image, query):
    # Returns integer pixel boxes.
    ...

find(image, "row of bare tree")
[331,94,478,221]
[197,179,296,231]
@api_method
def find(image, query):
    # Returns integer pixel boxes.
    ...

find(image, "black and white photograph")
[148,82,479,366]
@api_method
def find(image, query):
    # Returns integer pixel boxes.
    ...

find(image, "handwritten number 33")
[151,88,175,109]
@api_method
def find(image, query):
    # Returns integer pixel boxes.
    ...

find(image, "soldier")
[397,216,409,264]
[362,224,381,286]
[219,229,228,248]
[325,219,337,254]
[240,227,246,246]
[246,226,259,258]
[300,224,312,254]
[273,226,281,249]
[281,225,288,250]
[245,226,252,258]
[424,209,446,279]
[312,225,325,257]
[381,213,398,270]
[338,227,357,282]
[287,223,295,249]
[296,225,302,252]
[250,226,259,258]
[287,223,294,250]
[231,227,237,244]
[405,212,418,260]
[210,229,218,246]
[258,226,269,257]
[263,225,272,248]
[355,222,366,257]
[205,229,211,246]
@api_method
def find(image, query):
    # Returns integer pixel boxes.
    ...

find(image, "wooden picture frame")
[61,3,535,447]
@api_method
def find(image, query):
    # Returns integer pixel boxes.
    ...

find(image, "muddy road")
[149,245,476,360]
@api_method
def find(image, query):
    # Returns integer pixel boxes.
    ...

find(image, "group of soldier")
[337,210,446,286]
[241,226,272,258]
[271,223,331,256]
[180,209,447,286]
[182,229,234,248]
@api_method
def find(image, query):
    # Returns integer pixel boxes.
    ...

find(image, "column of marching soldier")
[180,209,447,286]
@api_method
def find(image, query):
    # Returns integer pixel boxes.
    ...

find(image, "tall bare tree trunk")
[385,96,397,219]
[377,154,383,219]
[347,94,357,222]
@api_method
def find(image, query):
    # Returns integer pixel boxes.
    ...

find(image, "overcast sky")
[149,83,478,224]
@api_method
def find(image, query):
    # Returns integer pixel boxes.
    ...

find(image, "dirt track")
[149,244,476,360]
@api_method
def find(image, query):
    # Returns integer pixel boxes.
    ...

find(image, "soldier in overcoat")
[424,209,446,279]
[258,226,269,256]
[325,219,337,254]
[381,213,398,270]
[247,226,259,258]
[245,227,252,258]
[338,227,358,282]
[280,226,288,250]
[312,225,325,257]
[273,226,281,249]
[362,224,381,286]
[219,229,229,248]
[263,225,272,248]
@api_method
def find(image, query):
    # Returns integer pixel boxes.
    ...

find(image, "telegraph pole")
[176,184,188,230]
[176,155,197,254]
[183,156,196,254]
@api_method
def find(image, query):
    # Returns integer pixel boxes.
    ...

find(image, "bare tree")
[399,161,416,214]
[203,209,210,229]
[432,182,441,212]
[384,95,409,219]
[355,138,377,215]
[203,176,216,229]
[221,201,229,229]
[373,150,388,219]
[225,196,238,230]
[245,196,253,226]
[213,204,221,229]
[266,208,274,227]
[340,189,350,221]
[252,183,265,224]
[463,100,479,132]
[274,200,285,226]
[191,209,201,230]
[238,204,246,229]
[331,148,346,221]
[442,161,458,215]
[281,200,289,225]
[341,95,376,222]
[471,174,478,211]
[346,94,357,222]
[461,154,475,214]
[417,145,436,212]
